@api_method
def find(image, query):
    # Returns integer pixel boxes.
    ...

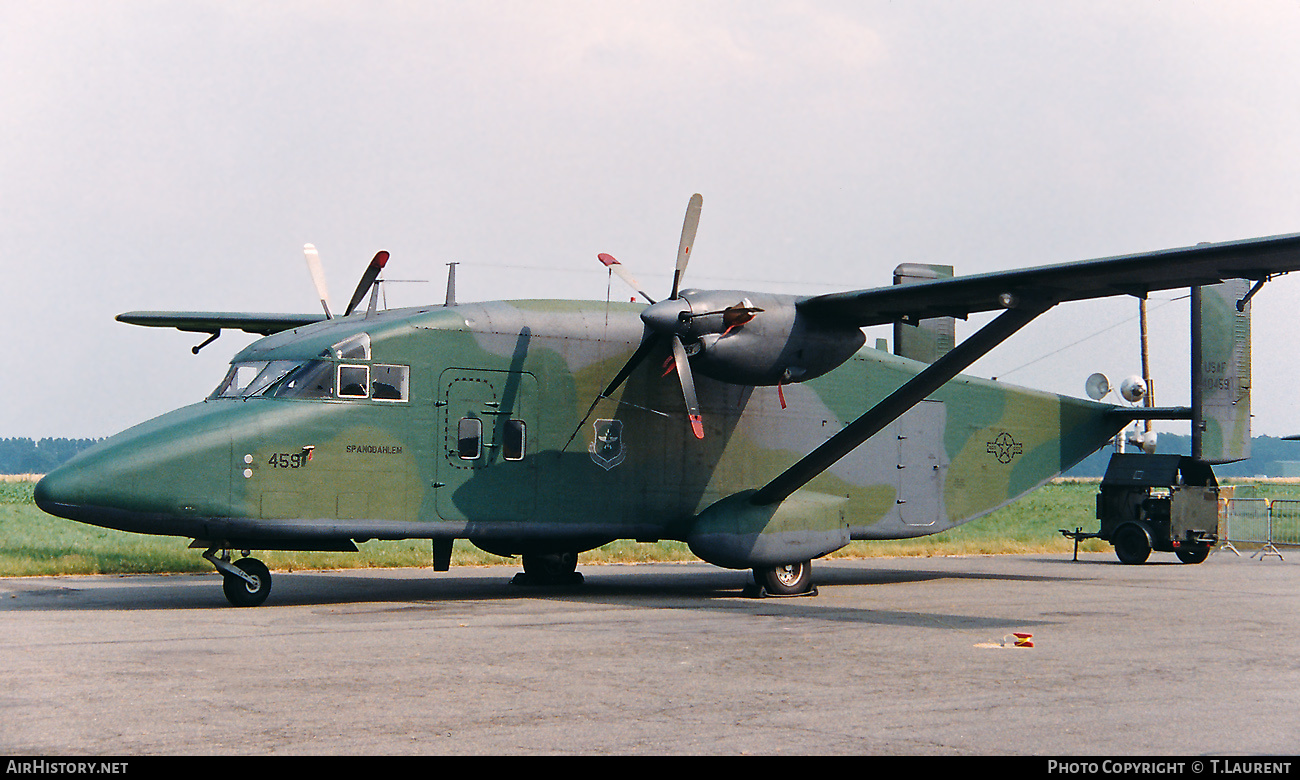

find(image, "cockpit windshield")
[210,360,320,399]
[209,335,407,403]
[270,360,334,399]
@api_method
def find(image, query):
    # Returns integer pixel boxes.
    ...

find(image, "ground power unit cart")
[1065,453,1221,564]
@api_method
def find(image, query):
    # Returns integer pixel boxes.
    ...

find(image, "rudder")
[1191,279,1251,463]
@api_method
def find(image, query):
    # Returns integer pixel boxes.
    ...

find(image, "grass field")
[3,476,1293,577]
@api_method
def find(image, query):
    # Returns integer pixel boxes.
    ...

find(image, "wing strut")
[751,299,1055,506]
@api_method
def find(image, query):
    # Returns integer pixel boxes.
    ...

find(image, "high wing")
[116,311,326,336]
[751,231,1300,506]
[116,247,394,348]
[797,232,1300,326]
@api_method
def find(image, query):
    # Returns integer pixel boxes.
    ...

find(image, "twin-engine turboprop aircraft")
[34,195,1300,605]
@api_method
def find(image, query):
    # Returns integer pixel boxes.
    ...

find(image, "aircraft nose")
[33,465,82,519]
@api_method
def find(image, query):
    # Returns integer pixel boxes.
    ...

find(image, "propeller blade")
[598,253,657,304]
[561,328,665,454]
[302,244,334,319]
[343,250,390,317]
[600,329,662,399]
[670,193,703,300]
[671,335,704,439]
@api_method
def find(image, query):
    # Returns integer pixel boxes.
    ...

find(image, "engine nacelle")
[686,489,851,569]
[672,289,866,386]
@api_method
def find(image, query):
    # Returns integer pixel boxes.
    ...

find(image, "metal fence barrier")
[1221,497,1287,560]
[1267,499,1300,548]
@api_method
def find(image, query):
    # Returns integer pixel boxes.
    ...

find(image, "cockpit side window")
[338,365,369,398]
[371,365,409,401]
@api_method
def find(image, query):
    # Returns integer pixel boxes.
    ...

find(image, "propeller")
[301,246,393,319]
[593,194,708,439]
[302,244,334,319]
[343,250,390,316]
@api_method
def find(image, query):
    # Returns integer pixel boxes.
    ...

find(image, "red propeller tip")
[690,414,704,440]
[372,251,389,268]
[597,253,619,267]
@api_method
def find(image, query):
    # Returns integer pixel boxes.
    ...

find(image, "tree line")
[1063,433,1300,478]
[0,438,103,475]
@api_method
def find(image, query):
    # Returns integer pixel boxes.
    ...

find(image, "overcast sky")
[5,1,1300,444]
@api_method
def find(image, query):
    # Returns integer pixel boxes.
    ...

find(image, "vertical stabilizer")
[1192,280,1251,463]
[893,264,955,363]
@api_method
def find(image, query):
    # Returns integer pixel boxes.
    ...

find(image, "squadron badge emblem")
[590,419,626,470]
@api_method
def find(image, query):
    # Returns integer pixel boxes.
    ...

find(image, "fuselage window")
[503,420,526,461]
[371,365,409,401]
[338,365,370,398]
[457,418,482,460]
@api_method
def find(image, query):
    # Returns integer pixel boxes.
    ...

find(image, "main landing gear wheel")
[1176,545,1211,564]
[753,560,814,596]
[221,557,272,607]
[1113,525,1152,565]
[513,552,583,586]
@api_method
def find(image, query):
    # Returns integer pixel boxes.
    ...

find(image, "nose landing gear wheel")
[221,557,272,607]
[752,560,814,596]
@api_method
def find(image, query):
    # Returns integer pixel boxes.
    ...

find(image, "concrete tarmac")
[1,550,1298,756]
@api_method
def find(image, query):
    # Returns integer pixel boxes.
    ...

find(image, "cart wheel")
[1175,545,1210,564]
[1113,524,1151,565]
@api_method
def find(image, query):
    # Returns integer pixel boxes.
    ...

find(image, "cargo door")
[436,369,537,522]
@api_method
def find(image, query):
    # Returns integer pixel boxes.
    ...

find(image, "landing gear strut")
[204,548,272,607]
[512,551,584,586]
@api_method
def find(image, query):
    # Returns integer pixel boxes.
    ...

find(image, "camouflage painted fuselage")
[36,299,1125,565]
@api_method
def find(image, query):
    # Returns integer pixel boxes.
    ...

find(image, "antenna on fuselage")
[444,262,458,307]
